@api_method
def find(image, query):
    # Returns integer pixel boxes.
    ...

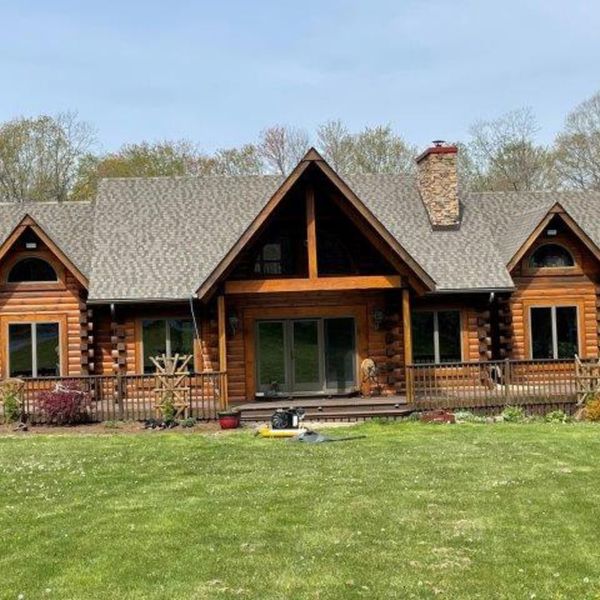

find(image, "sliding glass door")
[256,317,356,395]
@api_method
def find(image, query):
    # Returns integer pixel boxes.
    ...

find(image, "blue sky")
[1,0,599,153]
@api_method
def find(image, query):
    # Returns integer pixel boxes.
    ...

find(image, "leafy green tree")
[0,112,95,202]
[554,91,600,190]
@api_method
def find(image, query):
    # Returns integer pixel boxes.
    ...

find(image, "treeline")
[0,90,599,202]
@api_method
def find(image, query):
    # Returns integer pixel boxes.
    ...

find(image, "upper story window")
[254,238,292,276]
[529,244,574,269]
[7,258,58,283]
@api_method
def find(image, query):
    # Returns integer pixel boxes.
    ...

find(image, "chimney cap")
[416,142,458,163]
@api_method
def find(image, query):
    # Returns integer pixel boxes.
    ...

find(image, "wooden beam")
[217,295,228,408]
[225,275,403,295]
[402,288,414,403]
[306,186,318,279]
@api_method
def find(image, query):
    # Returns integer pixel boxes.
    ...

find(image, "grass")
[1,422,600,599]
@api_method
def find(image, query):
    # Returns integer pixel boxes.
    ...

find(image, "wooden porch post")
[402,288,414,403]
[306,186,318,279]
[217,295,229,408]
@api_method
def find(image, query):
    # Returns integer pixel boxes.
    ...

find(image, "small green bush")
[585,396,600,422]
[545,410,569,424]
[178,417,196,428]
[454,410,476,423]
[2,391,22,423]
[501,406,525,423]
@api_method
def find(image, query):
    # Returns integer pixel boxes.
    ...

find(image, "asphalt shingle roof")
[0,201,93,276]
[2,176,600,302]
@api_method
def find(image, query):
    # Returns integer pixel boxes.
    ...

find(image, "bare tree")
[258,125,310,175]
[464,108,555,191]
[0,112,95,202]
[554,91,600,190]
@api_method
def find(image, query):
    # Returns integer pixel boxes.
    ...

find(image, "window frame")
[138,318,196,374]
[6,320,62,378]
[6,256,59,284]
[411,309,463,364]
[528,304,580,360]
[526,243,576,272]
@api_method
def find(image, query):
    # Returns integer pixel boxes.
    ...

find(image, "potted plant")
[218,408,241,429]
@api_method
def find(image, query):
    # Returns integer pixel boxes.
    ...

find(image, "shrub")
[2,390,22,423]
[178,417,196,428]
[501,405,525,423]
[545,410,569,424]
[38,381,91,425]
[585,396,600,422]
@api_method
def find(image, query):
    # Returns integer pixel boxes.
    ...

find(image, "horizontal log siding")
[510,230,599,360]
[0,246,86,377]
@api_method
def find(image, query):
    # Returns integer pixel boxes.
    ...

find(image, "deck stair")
[236,395,413,422]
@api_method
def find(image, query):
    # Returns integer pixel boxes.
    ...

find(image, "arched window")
[529,244,574,269]
[8,258,58,283]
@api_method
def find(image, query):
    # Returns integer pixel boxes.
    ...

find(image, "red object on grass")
[420,410,456,424]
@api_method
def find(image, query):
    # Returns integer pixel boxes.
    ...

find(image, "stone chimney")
[416,141,460,228]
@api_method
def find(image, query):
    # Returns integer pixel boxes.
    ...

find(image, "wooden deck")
[236,395,412,422]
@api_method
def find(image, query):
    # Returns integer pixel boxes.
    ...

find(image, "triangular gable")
[0,214,88,288]
[196,148,436,299]
[506,202,600,271]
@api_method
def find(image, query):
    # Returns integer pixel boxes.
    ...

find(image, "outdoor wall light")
[372,308,385,330]
[228,312,240,337]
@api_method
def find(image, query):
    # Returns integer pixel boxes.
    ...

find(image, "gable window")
[8,322,60,377]
[254,238,292,276]
[530,306,578,359]
[8,258,57,283]
[529,244,574,269]
[141,319,194,373]
[411,310,461,364]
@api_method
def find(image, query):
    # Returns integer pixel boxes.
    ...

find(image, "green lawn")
[1,423,600,599]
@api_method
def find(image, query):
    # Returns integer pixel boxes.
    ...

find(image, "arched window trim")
[528,243,575,270]
[6,256,59,284]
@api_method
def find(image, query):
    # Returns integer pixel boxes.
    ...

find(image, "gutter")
[424,286,515,295]
[87,297,196,305]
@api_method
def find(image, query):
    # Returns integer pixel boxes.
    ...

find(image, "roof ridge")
[98,174,283,183]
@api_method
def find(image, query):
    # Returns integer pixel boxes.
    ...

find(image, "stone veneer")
[416,145,459,228]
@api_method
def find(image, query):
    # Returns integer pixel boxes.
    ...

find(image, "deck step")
[240,407,414,422]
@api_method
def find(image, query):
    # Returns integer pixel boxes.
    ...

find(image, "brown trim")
[402,289,413,365]
[225,275,403,295]
[196,148,435,300]
[0,215,88,288]
[242,304,368,399]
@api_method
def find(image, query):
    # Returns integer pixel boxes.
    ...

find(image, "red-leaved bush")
[37,381,91,425]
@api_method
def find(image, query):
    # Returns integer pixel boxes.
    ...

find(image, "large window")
[411,310,461,364]
[141,319,194,373]
[8,258,57,283]
[8,322,60,377]
[529,244,574,269]
[530,306,578,359]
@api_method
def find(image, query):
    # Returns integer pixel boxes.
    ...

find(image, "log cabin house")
[2,143,600,418]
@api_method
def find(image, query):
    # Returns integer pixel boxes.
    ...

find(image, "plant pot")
[218,412,240,429]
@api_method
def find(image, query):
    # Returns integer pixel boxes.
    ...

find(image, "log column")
[217,295,229,408]
[402,288,414,402]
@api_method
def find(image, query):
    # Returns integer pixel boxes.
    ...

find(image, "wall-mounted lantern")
[372,308,385,330]
[228,311,240,337]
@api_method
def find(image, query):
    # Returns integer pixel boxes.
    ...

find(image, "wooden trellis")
[0,378,25,421]
[575,355,600,406]
[150,353,192,420]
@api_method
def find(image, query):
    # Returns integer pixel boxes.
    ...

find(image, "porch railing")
[1,371,226,424]
[406,358,584,410]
